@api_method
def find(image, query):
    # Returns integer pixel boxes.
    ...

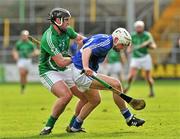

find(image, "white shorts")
[130,54,152,70]
[39,69,75,91]
[17,58,32,71]
[107,62,122,74]
[98,64,109,75]
[71,64,96,92]
[107,62,122,79]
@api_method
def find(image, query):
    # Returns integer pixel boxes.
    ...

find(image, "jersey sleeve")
[67,26,78,39]
[147,32,155,43]
[29,41,36,50]
[41,33,61,56]
[15,41,21,51]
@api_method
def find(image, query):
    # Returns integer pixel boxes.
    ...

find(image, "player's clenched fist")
[84,67,93,76]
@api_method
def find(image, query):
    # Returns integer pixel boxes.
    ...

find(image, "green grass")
[0,80,180,139]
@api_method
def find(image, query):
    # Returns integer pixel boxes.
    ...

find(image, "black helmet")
[49,8,71,24]
[48,8,71,32]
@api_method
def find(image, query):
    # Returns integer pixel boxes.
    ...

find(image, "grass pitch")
[0,80,180,139]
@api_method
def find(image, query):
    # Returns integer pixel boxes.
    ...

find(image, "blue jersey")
[72,34,113,72]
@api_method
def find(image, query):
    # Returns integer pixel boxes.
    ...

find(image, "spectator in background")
[12,30,38,93]
[125,21,156,97]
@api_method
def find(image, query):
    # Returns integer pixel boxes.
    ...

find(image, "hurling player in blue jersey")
[67,28,145,132]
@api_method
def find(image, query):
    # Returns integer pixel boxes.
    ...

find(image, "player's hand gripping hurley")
[81,70,146,110]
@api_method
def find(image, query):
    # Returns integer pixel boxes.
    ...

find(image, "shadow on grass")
[1,131,136,139]
[89,131,137,138]
[0,133,74,139]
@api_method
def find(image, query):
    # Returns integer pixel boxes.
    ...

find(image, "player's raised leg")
[91,74,145,126]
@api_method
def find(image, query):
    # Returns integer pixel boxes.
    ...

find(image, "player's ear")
[55,18,62,24]
[113,37,119,45]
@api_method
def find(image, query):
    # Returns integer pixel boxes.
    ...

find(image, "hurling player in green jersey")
[39,8,87,135]
[12,30,38,93]
[125,21,156,97]
[106,49,126,80]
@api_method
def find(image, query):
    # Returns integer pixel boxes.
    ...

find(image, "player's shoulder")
[66,26,78,38]
[131,32,137,37]
[144,31,152,36]
[93,34,109,38]
[90,34,110,41]
[40,29,48,44]
[41,27,56,43]
[95,34,112,44]
[27,40,34,46]
[66,26,74,31]
[16,40,22,46]
[66,26,76,34]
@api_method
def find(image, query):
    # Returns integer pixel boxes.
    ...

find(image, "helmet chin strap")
[52,18,66,33]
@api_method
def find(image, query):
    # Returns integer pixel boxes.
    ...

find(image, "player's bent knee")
[61,94,72,105]
[81,98,88,104]
[90,97,101,107]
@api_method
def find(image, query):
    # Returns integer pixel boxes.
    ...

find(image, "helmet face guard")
[48,8,71,32]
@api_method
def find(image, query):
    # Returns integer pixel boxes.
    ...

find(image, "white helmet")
[21,30,29,36]
[112,28,132,47]
[134,20,144,28]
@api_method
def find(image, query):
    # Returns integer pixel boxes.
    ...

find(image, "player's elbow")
[57,61,66,67]
[153,43,157,49]
[150,43,157,49]
[52,55,71,68]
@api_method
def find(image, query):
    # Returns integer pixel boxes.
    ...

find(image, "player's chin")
[113,47,121,52]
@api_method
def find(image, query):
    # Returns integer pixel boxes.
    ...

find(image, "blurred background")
[0,0,179,82]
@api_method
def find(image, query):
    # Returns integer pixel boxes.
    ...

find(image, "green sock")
[45,115,57,128]
[20,84,25,93]
[150,85,154,93]
[69,115,77,127]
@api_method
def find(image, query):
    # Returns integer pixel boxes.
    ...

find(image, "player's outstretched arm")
[52,53,72,68]
[148,42,157,49]
[75,34,86,48]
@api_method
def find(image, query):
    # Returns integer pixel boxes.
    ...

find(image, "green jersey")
[15,40,36,58]
[131,31,153,58]
[107,49,120,64]
[39,25,77,75]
